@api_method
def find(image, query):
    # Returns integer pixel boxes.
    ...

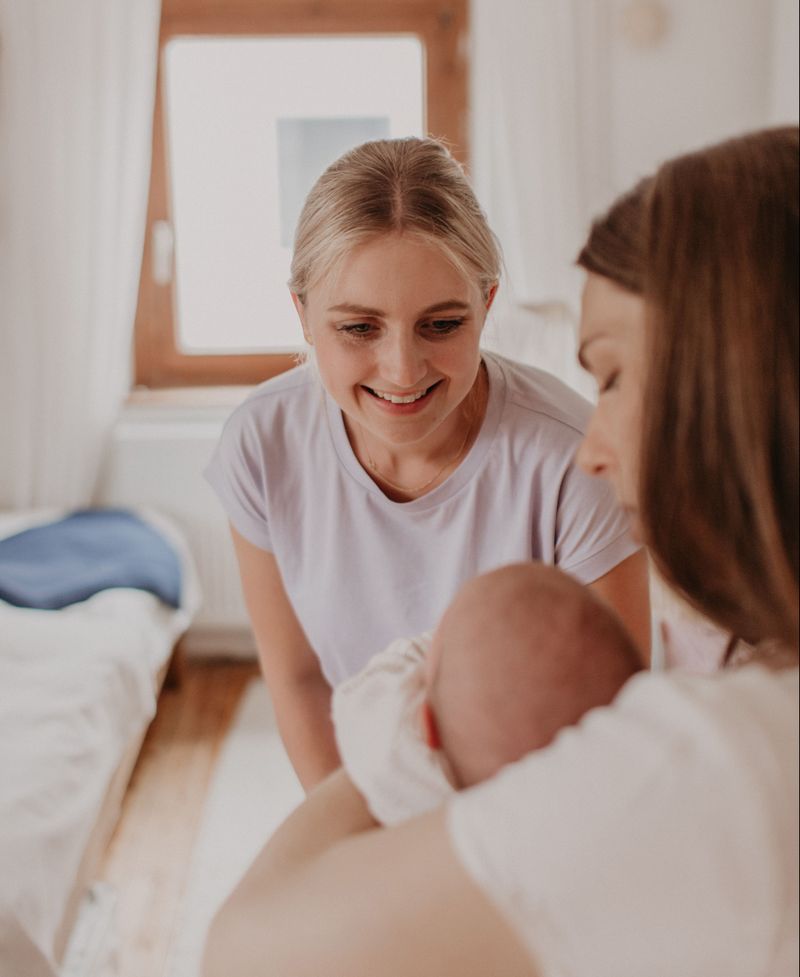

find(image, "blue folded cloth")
[0,509,183,610]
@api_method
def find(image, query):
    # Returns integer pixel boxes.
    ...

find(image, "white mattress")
[0,509,200,976]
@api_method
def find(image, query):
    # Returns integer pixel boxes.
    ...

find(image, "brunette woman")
[205,126,798,977]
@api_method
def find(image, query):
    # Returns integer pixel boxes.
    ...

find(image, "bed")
[0,508,200,977]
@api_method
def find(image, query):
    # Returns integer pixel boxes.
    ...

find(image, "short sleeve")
[554,458,640,583]
[204,408,273,552]
[446,668,799,977]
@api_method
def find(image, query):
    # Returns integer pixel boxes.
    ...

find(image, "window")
[134,0,469,388]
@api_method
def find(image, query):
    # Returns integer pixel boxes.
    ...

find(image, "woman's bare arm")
[589,549,651,665]
[230,524,340,790]
[202,770,538,977]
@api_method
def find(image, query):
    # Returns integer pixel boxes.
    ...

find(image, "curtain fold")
[471,0,613,310]
[471,0,612,397]
[0,0,161,508]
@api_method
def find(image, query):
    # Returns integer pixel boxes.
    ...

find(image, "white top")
[447,664,800,977]
[205,351,639,685]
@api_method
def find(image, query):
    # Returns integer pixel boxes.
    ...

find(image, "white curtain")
[471,0,612,396]
[0,0,161,509]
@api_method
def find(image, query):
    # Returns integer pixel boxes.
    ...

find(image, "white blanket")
[332,633,456,826]
[0,509,199,975]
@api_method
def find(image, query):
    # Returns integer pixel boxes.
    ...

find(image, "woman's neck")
[346,362,488,502]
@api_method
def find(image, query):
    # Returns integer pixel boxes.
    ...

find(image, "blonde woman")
[204,127,798,976]
[205,138,649,789]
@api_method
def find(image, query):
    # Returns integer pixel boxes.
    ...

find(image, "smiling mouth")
[363,381,441,405]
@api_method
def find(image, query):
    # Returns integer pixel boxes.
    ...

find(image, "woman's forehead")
[579,273,646,345]
[310,234,482,308]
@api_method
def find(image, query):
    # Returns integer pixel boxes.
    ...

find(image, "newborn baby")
[419,562,643,788]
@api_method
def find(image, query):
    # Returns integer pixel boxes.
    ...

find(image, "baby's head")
[422,563,643,788]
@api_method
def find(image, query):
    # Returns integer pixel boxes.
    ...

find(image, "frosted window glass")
[164,37,424,354]
[277,116,391,247]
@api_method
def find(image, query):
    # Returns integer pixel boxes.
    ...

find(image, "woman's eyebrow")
[328,302,384,316]
[421,300,472,314]
[327,299,472,316]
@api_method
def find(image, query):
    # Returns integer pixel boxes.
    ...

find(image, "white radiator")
[95,401,256,657]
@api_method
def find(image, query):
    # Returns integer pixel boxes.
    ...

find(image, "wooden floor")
[99,658,260,977]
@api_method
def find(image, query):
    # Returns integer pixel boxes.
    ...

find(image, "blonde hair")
[288,137,502,303]
[576,178,651,294]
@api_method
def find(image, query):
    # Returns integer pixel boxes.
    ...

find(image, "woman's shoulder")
[616,662,799,754]
[210,362,326,485]
[456,663,797,814]
[220,362,320,440]
[447,665,798,976]
[451,663,799,862]
[237,360,316,414]
[485,351,593,440]
[535,664,799,792]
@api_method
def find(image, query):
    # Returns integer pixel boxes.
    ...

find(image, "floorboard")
[98,658,259,977]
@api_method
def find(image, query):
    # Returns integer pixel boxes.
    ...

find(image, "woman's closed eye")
[599,370,620,394]
[338,322,376,338]
[424,317,465,336]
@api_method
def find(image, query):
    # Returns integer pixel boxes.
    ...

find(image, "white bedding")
[0,509,199,976]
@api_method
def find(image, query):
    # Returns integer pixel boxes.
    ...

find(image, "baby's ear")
[420,700,442,751]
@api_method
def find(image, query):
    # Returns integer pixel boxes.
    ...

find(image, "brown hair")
[641,127,799,649]
[288,137,502,303]
[576,178,652,295]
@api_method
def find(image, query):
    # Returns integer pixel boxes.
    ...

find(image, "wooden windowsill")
[126,386,254,409]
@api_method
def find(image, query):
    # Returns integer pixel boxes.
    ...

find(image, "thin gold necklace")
[361,414,475,496]
[358,365,487,496]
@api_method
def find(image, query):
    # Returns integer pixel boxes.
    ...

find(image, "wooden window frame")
[134,0,469,388]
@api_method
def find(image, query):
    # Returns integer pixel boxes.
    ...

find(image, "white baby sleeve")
[332,633,456,826]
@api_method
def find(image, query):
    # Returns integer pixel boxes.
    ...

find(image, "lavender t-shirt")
[204,351,639,685]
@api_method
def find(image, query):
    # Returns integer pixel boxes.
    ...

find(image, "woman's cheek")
[619,388,644,500]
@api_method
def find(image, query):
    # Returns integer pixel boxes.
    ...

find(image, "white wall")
[607,0,775,191]
[769,0,800,123]
[480,0,792,402]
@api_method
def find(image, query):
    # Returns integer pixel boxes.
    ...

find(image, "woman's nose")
[379,332,427,388]
[576,413,612,479]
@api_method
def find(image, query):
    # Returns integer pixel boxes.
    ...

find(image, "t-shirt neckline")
[324,351,507,511]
